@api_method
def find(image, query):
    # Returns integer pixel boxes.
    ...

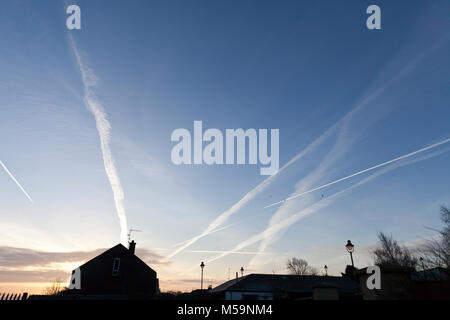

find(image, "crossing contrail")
[69,35,128,244]
[265,138,450,208]
[0,160,33,203]
[166,108,344,259]
[207,147,450,264]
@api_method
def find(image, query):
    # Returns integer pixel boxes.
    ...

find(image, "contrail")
[166,35,446,259]
[69,35,128,244]
[0,160,33,203]
[166,113,344,259]
[265,138,450,208]
[248,146,450,269]
[185,250,270,255]
[207,147,450,264]
[171,223,235,248]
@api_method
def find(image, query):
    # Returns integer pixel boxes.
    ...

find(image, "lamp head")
[345,240,354,253]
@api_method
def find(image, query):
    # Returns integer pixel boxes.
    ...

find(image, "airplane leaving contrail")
[265,137,450,208]
[0,160,33,203]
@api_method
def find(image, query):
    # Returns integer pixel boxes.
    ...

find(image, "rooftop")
[211,274,359,294]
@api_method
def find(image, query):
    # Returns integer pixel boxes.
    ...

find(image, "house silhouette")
[210,274,360,300]
[68,241,159,297]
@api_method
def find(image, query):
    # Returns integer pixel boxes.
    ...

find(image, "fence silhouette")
[0,292,28,300]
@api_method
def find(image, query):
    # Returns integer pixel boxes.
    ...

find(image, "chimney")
[129,240,136,255]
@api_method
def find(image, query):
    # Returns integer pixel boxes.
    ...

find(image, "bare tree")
[373,232,417,268]
[420,206,450,270]
[42,278,67,296]
[286,258,318,275]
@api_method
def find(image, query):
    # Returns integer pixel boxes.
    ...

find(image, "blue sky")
[0,0,449,292]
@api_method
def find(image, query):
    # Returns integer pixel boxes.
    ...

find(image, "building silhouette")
[68,241,159,297]
[210,274,360,300]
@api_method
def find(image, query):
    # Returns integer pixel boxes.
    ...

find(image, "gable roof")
[78,244,127,269]
[211,274,359,294]
[78,243,156,274]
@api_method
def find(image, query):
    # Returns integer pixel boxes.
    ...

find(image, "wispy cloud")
[0,269,70,283]
[0,160,33,203]
[68,35,128,244]
[0,246,166,283]
[0,246,101,268]
[0,246,167,268]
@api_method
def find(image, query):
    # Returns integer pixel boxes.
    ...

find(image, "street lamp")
[345,240,355,268]
[324,265,328,276]
[200,261,205,290]
[419,257,425,271]
[240,266,244,277]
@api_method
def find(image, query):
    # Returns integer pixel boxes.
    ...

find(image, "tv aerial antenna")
[128,228,142,242]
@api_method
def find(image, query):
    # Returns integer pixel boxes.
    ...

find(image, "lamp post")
[419,257,425,270]
[345,240,355,268]
[419,256,426,280]
[200,261,205,290]
[240,266,244,277]
[324,265,328,276]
